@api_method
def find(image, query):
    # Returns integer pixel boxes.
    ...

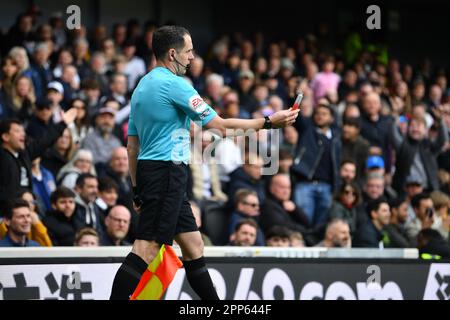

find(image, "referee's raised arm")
[204,107,300,135]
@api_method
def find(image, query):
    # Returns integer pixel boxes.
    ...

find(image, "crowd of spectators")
[0,9,449,258]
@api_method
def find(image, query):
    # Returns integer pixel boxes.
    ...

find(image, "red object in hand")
[292,92,304,110]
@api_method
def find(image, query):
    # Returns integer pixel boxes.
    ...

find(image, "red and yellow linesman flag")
[130,245,183,300]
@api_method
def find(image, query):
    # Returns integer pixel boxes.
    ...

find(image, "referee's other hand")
[269,109,300,128]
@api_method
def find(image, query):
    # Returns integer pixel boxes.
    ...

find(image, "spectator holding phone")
[405,192,449,247]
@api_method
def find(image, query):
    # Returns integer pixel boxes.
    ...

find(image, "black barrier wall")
[0,257,449,300]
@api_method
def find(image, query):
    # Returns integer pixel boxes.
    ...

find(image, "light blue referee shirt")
[128,67,217,163]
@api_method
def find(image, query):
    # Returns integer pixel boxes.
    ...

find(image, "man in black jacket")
[389,113,448,196]
[292,102,341,227]
[418,228,450,259]
[260,174,310,243]
[74,173,105,238]
[359,92,393,172]
[26,99,56,140]
[0,108,76,211]
[227,153,266,208]
[43,187,84,246]
[101,146,138,242]
[341,116,370,183]
[353,197,391,248]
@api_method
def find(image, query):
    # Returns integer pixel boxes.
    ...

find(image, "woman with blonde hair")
[9,46,33,78]
[57,149,96,189]
[1,56,20,102]
[11,75,36,121]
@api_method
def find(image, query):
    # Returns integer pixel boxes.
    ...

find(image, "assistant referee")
[110,25,299,300]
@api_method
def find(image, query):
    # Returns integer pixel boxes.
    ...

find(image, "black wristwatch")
[263,116,273,129]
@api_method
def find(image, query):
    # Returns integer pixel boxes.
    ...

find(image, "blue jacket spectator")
[292,103,341,226]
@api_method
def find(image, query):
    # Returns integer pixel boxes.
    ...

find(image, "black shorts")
[135,160,198,245]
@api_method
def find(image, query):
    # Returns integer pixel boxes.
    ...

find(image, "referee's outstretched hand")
[269,108,300,128]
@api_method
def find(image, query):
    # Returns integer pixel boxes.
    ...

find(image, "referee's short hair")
[152,25,190,59]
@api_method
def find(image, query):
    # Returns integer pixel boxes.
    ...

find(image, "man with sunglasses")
[228,189,264,246]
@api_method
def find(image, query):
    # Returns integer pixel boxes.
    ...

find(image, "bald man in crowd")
[101,205,132,246]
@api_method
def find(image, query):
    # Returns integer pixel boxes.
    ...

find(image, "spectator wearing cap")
[354,173,388,230]
[291,103,341,227]
[26,98,56,140]
[390,112,448,196]
[81,103,122,171]
[237,70,258,114]
[365,155,385,177]
[341,116,370,182]
[123,39,146,91]
[310,56,341,104]
[46,81,65,123]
